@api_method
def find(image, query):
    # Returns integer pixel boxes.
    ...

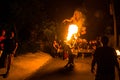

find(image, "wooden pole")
[111,0,117,48]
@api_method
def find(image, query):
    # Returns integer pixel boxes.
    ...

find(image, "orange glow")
[116,50,120,56]
[67,24,78,41]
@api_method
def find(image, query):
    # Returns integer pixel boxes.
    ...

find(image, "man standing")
[2,31,18,78]
[91,36,120,80]
[64,44,74,70]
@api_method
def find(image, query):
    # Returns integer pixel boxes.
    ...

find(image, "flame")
[67,24,78,41]
[116,50,120,56]
[63,9,86,40]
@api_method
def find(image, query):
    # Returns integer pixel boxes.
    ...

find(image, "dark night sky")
[0,0,120,40]
[0,0,119,21]
[43,0,84,21]
[45,0,120,40]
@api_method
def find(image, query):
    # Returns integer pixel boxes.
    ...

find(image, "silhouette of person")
[64,44,74,70]
[0,29,6,68]
[52,40,59,57]
[0,29,6,50]
[2,31,18,78]
[91,36,120,80]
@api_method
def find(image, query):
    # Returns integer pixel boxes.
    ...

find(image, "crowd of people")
[0,27,119,80]
[52,36,120,80]
[52,38,100,70]
[0,29,18,78]
[52,37,102,59]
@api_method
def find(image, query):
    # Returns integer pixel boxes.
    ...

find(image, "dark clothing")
[64,45,74,67]
[0,38,17,68]
[0,37,17,78]
[3,38,17,54]
[91,46,119,80]
[0,51,7,68]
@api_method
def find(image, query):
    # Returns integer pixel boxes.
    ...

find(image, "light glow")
[116,50,120,56]
[67,24,78,41]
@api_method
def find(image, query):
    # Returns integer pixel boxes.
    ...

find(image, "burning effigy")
[63,9,86,48]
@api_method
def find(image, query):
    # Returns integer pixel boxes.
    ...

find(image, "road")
[0,52,52,80]
[0,52,119,80]
[25,55,119,80]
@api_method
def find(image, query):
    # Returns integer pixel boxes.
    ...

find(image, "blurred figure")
[57,40,64,58]
[0,30,6,41]
[64,44,74,70]
[2,31,18,78]
[91,36,120,80]
[52,40,59,57]
[0,30,6,50]
[0,29,6,67]
[96,36,103,48]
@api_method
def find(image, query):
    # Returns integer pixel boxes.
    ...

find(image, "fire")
[116,50,120,56]
[67,24,78,41]
[63,9,86,41]
[63,8,86,47]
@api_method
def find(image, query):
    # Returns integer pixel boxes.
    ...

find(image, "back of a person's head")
[101,36,109,45]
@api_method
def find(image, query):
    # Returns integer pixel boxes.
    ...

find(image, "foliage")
[1,0,61,54]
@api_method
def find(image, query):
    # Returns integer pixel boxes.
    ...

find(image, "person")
[2,31,18,78]
[52,40,59,58]
[91,36,120,80]
[96,35,103,48]
[64,44,74,70]
[0,30,6,50]
[57,40,64,58]
[0,29,6,67]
